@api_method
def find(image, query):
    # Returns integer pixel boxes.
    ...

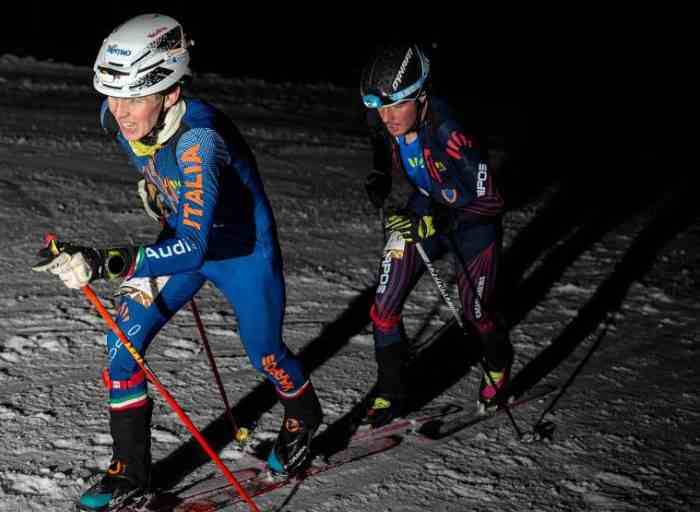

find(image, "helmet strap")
[130,97,185,157]
[406,93,429,134]
[417,93,429,122]
[139,85,183,146]
[139,96,168,146]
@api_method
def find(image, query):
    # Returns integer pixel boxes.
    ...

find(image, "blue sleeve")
[131,128,230,277]
[405,190,432,216]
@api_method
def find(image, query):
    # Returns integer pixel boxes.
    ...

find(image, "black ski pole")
[379,206,387,245]
[190,299,250,443]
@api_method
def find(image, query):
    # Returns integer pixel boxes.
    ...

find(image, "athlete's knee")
[370,304,401,333]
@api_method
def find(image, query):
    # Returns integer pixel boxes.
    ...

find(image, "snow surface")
[0,54,698,511]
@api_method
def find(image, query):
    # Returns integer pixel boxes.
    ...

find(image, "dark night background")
[3,3,680,177]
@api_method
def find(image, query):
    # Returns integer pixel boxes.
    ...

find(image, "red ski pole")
[189,299,250,443]
[82,285,260,512]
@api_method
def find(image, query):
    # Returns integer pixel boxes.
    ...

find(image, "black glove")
[364,170,391,208]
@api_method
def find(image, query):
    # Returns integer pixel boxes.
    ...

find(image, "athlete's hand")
[385,212,436,243]
[32,235,102,289]
[32,234,136,289]
[364,170,391,209]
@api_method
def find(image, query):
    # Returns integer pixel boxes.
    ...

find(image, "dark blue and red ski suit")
[100,98,308,412]
[368,97,511,395]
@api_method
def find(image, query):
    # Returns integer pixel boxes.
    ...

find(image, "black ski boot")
[77,400,152,511]
[267,382,323,476]
[478,329,514,413]
[359,343,407,429]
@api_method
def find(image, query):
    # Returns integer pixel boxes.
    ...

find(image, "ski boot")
[77,400,152,511]
[267,382,323,476]
[358,394,405,430]
[477,365,511,414]
[477,329,513,414]
[77,460,149,511]
[477,327,513,414]
[358,342,407,430]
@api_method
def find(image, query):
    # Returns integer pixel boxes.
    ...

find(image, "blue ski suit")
[100,98,306,411]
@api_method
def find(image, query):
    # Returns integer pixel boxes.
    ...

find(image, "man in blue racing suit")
[32,14,322,511]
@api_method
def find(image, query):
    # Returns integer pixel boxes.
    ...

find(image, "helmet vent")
[138,58,166,74]
[130,50,152,67]
[129,67,174,91]
[151,26,184,52]
[97,66,129,78]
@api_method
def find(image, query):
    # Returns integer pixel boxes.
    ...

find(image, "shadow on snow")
[152,103,694,491]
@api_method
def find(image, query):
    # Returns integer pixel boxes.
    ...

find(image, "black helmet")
[360,43,430,109]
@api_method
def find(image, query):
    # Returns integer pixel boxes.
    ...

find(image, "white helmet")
[93,13,191,97]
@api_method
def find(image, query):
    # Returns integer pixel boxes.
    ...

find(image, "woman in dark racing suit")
[358,43,513,428]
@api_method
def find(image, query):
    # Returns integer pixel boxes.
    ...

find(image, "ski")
[348,402,464,443]
[350,384,556,444]
[103,467,259,512]
[112,386,554,510]
[119,435,401,511]
[416,384,558,441]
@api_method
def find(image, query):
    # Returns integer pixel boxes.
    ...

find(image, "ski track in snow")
[0,55,699,511]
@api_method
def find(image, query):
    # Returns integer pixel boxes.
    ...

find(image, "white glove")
[32,251,94,289]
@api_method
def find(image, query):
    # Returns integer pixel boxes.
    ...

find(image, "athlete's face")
[108,88,179,141]
[378,100,418,137]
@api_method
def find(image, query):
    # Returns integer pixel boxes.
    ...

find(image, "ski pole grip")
[43,232,61,256]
